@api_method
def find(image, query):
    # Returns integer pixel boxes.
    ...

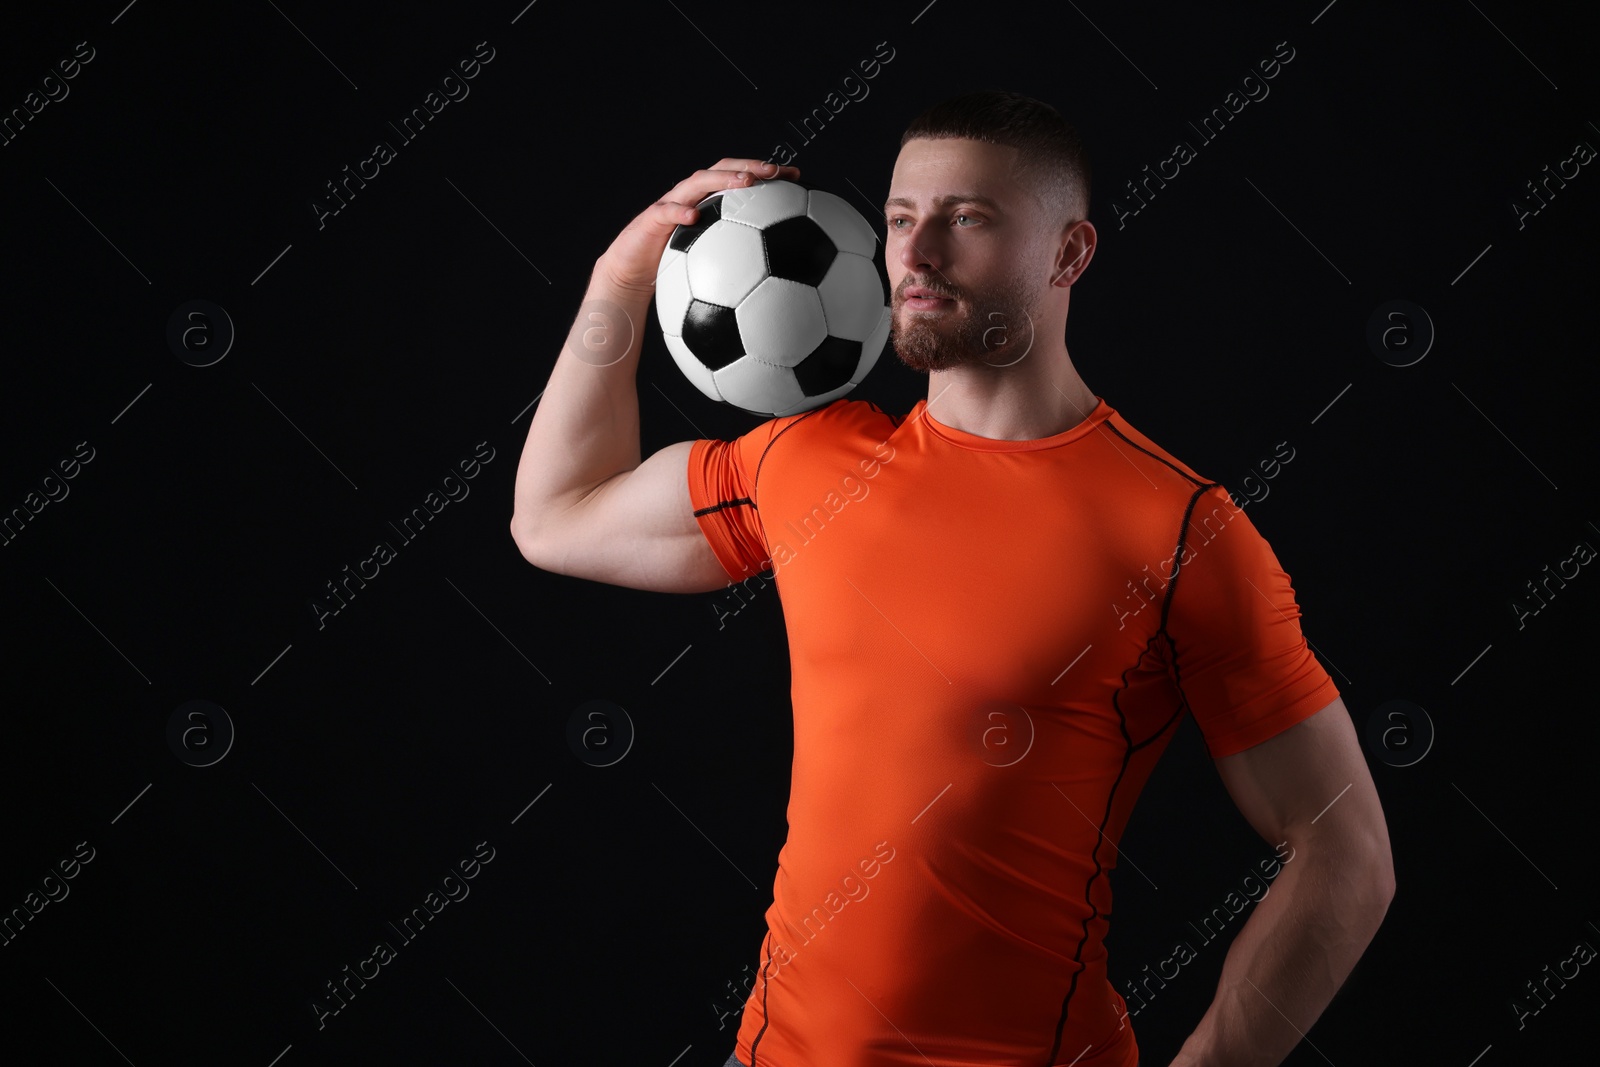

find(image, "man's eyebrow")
[883,193,1003,213]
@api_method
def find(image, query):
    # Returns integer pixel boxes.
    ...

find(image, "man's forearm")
[1168,840,1394,1067]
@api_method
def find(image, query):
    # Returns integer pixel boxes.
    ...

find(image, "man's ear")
[1052,220,1096,286]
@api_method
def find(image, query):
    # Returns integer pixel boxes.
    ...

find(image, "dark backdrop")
[2,1,1596,1064]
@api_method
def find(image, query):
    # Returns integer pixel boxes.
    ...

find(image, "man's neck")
[923,350,1097,441]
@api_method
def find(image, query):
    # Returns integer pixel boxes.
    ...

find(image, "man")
[511,89,1394,1067]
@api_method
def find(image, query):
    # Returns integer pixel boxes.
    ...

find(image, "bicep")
[1213,696,1393,864]
[517,440,735,594]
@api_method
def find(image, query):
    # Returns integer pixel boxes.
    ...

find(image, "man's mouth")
[903,287,955,310]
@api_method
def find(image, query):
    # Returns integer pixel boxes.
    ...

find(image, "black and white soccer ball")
[655,178,890,417]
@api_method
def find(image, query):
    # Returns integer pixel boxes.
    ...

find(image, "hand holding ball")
[655,178,890,417]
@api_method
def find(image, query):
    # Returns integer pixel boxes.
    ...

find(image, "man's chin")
[892,324,960,366]
[891,346,966,373]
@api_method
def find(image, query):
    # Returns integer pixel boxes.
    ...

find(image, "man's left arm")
[1168,695,1396,1067]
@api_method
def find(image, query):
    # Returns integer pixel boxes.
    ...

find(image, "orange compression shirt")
[686,395,1340,1067]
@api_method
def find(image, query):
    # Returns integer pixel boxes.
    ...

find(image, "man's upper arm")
[1213,696,1395,877]
[514,440,735,594]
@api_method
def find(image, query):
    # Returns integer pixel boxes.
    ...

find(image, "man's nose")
[897,222,944,274]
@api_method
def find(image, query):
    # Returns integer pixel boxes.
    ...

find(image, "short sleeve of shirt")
[1166,486,1340,758]
[687,432,775,584]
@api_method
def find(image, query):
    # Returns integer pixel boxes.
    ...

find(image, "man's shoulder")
[735,395,902,448]
[707,396,903,497]
[1101,406,1218,490]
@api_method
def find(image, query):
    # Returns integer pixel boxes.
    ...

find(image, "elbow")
[510,514,548,569]
[1301,822,1395,915]
[1362,815,1397,906]
[1375,841,1397,909]
[1353,831,1397,920]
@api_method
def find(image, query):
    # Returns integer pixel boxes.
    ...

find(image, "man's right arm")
[508,158,799,594]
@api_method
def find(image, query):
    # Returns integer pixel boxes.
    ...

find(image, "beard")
[888,265,1040,373]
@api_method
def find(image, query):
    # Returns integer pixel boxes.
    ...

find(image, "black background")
[2,1,1596,1064]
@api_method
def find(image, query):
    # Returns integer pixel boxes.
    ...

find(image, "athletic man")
[511,90,1394,1067]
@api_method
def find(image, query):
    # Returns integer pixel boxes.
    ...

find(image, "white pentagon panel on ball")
[853,306,892,384]
[716,179,809,229]
[662,332,723,402]
[735,276,829,368]
[806,189,877,258]
[815,253,886,341]
[685,221,768,308]
[714,357,806,417]
[654,246,693,337]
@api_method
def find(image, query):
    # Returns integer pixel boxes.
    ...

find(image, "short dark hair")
[899,89,1091,229]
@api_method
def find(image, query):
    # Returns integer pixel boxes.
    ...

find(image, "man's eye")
[954,214,976,226]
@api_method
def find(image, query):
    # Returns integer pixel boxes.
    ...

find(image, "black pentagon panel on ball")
[681,299,745,370]
[794,335,860,395]
[668,194,724,253]
[764,216,837,287]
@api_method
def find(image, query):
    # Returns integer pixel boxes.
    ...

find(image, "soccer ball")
[655,178,890,417]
